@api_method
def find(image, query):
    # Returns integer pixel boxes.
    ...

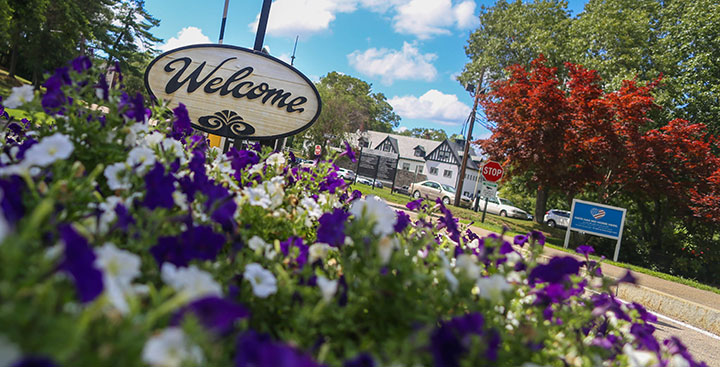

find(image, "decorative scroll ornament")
[196,110,255,138]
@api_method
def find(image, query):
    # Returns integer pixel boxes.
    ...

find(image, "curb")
[616,283,720,337]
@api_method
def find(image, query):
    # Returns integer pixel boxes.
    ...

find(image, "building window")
[443,169,452,178]
[417,166,423,174]
[402,163,410,170]
[359,138,369,148]
[383,144,391,152]
[414,149,424,157]
[430,167,438,175]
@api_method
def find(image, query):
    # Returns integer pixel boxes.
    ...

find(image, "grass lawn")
[0,68,31,97]
[351,183,720,295]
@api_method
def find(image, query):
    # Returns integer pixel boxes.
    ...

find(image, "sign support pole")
[210,0,232,151]
[481,198,489,223]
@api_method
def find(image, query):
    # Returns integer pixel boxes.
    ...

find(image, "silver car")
[543,209,571,228]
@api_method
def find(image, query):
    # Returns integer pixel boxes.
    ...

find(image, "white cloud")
[389,90,471,125]
[396,126,409,133]
[158,27,211,52]
[393,0,477,39]
[276,53,293,64]
[347,42,437,84]
[249,0,357,38]
[247,0,477,40]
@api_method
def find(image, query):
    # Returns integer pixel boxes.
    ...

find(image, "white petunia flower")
[104,162,130,190]
[623,344,658,367]
[444,267,458,292]
[476,274,513,302]
[161,138,184,159]
[299,197,323,219]
[172,191,188,211]
[265,181,284,209]
[95,242,141,314]
[265,152,285,167]
[317,275,338,302]
[248,163,264,176]
[0,334,21,367]
[3,85,34,108]
[466,238,479,249]
[244,186,271,209]
[456,254,481,279]
[349,195,397,236]
[161,263,222,302]
[144,131,165,147]
[125,122,149,146]
[247,235,268,252]
[309,243,331,263]
[142,327,203,367]
[23,133,74,167]
[243,263,277,298]
[126,146,156,173]
[377,236,398,265]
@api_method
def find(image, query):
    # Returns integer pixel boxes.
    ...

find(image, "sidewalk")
[386,201,720,336]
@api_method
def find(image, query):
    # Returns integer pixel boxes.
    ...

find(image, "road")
[383,200,720,366]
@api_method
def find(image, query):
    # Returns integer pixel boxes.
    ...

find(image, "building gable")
[426,140,460,166]
[374,136,399,154]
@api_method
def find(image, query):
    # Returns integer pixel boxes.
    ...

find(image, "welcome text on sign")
[163,57,308,113]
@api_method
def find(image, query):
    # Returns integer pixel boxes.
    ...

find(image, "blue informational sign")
[569,200,626,239]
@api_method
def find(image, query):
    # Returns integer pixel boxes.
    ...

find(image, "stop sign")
[481,161,504,182]
[314,145,321,156]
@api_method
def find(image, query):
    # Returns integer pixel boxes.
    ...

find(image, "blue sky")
[146,0,587,139]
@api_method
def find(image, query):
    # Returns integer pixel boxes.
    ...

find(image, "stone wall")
[393,169,427,190]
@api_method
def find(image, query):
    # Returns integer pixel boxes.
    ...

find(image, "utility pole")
[454,78,483,207]
[213,0,231,151]
[291,35,299,66]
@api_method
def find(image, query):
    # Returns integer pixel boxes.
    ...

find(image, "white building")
[352,131,441,176]
[424,139,485,198]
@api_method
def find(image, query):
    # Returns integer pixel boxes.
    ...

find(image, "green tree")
[460,0,572,87]
[92,0,161,85]
[396,127,448,141]
[300,72,400,149]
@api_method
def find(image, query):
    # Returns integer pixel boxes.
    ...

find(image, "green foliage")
[460,0,572,85]
[395,127,448,141]
[300,72,400,151]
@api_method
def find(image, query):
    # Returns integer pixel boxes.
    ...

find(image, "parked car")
[393,185,411,196]
[337,168,356,181]
[356,177,383,188]
[477,196,531,220]
[544,209,571,228]
[408,180,472,208]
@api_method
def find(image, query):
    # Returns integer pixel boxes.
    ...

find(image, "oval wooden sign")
[144,44,321,140]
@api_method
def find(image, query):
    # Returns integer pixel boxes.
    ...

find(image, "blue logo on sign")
[570,201,625,239]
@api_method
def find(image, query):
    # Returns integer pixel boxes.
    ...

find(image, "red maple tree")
[479,56,720,228]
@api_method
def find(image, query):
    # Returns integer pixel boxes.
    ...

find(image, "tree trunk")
[535,186,548,224]
[8,37,18,78]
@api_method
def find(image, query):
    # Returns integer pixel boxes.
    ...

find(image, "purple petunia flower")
[280,236,309,268]
[96,73,109,100]
[142,162,175,210]
[119,92,151,123]
[114,204,135,230]
[41,67,72,114]
[235,330,321,367]
[172,296,249,334]
[71,55,92,73]
[342,141,356,162]
[630,323,660,352]
[11,356,58,367]
[486,329,501,361]
[430,313,485,367]
[529,230,545,246]
[405,199,423,211]
[513,234,528,247]
[317,208,350,246]
[394,211,411,233]
[0,177,26,224]
[151,224,226,267]
[171,103,194,140]
[203,183,237,230]
[59,225,104,303]
[576,245,594,256]
[226,148,260,181]
[319,171,345,194]
[528,256,582,286]
[344,353,374,367]
[436,198,460,243]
